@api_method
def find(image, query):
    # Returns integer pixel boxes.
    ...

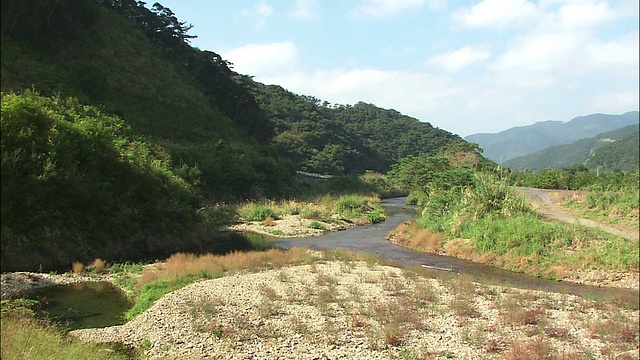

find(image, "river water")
[272,197,639,309]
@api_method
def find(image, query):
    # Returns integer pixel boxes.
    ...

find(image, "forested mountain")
[246,82,462,175]
[465,112,639,163]
[0,0,469,271]
[585,130,639,173]
[504,125,639,172]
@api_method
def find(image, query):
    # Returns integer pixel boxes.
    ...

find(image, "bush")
[239,204,279,221]
[309,221,327,230]
[333,194,371,217]
[367,210,385,224]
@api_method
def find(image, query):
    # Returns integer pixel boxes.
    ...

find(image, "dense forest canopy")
[247,81,467,175]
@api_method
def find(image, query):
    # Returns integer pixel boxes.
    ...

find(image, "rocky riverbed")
[67,261,638,359]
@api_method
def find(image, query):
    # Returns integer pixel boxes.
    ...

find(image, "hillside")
[247,82,463,175]
[0,0,469,271]
[504,125,639,172]
[465,112,639,163]
[586,130,640,172]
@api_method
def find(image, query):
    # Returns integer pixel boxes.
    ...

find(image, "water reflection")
[28,282,132,330]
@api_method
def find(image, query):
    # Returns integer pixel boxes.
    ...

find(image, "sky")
[156,0,639,137]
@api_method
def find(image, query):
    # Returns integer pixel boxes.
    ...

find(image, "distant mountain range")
[503,124,639,172]
[465,111,639,163]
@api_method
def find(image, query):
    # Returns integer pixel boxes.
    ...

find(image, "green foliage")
[509,167,638,191]
[125,278,186,320]
[333,195,372,217]
[366,210,386,224]
[387,154,475,196]
[563,183,639,229]
[0,91,212,271]
[240,205,279,222]
[406,190,428,206]
[414,170,638,274]
[1,306,135,360]
[309,221,327,230]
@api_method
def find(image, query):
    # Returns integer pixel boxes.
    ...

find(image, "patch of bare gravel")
[69,261,639,359]
[224,214,357,238]
[0,272,114,300]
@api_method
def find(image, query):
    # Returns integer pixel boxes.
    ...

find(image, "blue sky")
[157,0,639,137]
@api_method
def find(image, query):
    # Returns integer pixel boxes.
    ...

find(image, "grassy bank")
[0,300,139,360]
[390,173,639,280]
[561,185,639,231]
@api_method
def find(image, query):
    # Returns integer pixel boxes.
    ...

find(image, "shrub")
[366,210,385,224]
[240,204,279,221]
[309,221,327,230]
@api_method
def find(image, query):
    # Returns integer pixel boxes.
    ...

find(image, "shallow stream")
[272,197,639,309]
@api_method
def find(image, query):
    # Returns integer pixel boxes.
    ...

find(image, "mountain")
[585,130,640,173]
[465,112,639,163]
[504,125,639,172]
[0,0,470,271]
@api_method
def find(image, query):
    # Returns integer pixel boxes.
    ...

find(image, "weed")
[256,297,282,317]
[309,220,327,230]
[71,261,85,274]
[239,203,279,221]
[258,284,281,301]
[262,216,276,226]
[86,258,106,273]
[545,325,570,340]
[277,270,291,283]
[505,337,551,360]
[461,322,487,349]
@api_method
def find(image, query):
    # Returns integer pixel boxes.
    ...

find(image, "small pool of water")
[28,281,132,330]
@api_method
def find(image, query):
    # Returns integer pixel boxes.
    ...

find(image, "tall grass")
[235,194,383,223]
[415,172,639,277]
[1,306,135,360]
[563,185,639,230]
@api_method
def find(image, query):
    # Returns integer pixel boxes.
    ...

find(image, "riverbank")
[67,260,638,359]
[2,249,638,359]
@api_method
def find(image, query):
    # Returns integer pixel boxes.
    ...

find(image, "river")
[271,197,639,309]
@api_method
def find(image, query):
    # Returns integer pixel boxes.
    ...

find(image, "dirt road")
[516,187,638,241]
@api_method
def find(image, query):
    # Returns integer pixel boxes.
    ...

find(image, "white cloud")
[492,31,584,74]
[425,45,490,72]
[238,1,274,28]
[584,31,639,75]
[589,89,640,113]
[351,0,432,18]
[290,0,318,19]
[453,0,541,29]
[559,2,616,28]
[257,67,461,119]
[223,42,298,76]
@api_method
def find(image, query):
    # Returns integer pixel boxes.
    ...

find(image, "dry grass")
[262,216,276,226]
[87,258,106,273]
[136,247,320,287]
[71,261,85,274]
[504,337,551,360]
